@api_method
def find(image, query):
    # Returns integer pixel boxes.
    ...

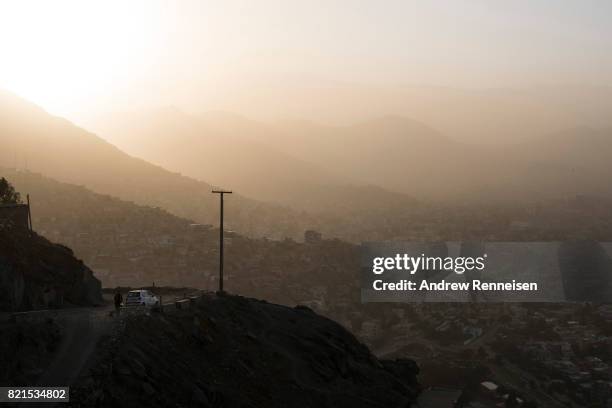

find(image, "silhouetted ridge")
[72,294,420,407]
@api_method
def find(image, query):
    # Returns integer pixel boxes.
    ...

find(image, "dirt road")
[36,308,114,388]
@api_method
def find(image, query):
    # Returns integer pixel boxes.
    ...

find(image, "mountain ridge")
[87,107,422,213]
[0,91,318,239]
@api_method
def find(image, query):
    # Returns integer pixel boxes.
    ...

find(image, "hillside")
[0,170,362,303]
[87,108,420,214]
[0,224,102,311]
[70,294,420,407]
[0,90,314,239]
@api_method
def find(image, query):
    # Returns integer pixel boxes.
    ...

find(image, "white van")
[125,289,159,307]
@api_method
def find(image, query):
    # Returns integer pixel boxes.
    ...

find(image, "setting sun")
[0,0,162,117]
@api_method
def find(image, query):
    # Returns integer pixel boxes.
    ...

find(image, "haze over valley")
[3,2,612,406]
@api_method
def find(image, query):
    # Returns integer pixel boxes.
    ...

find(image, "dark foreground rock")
[0,317,62,385]
[71,294,419,407]
[0,225,102,311]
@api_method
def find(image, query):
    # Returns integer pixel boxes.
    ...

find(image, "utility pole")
[212,189,232,293]
[26,194,33,231]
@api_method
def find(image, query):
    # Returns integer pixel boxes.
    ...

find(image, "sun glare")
[0,0,162,117]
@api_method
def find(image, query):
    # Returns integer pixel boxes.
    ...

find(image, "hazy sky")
[1,0,611,119]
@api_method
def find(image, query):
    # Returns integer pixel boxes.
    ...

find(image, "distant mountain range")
[268,117,612,202]
[2,88,612,243]
[0,90,318,239]
[0,90,424,239]
[92,107,612,203]
[167,81,612,144]
[83,108,419,214]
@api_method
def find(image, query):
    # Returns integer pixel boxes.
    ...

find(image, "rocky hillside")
[71,294,419,407]
[0,225,102,311]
